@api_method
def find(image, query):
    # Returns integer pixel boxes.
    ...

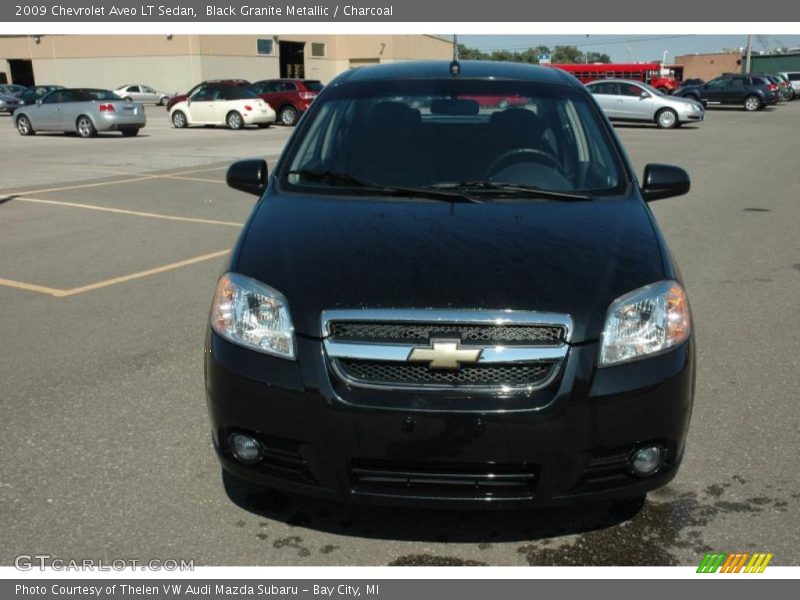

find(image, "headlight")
[210,273,296,359]
[599,280,690,367]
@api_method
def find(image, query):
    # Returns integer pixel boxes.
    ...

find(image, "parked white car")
[113,84,171,105]
[169,84,276,130]
[779,72,800,95]
[586,79,705,129]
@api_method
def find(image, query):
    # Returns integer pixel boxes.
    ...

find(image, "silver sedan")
[13,88,146,138]
[586,79,705,129]
[113,84,172,105]
[0,92,25,114]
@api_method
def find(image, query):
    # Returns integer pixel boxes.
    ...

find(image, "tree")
[453,44,611,65]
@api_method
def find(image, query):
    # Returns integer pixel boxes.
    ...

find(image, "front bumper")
[206,332,695,508]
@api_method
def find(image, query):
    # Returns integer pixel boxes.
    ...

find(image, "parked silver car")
[13,88,147,138]
[586,79,704,129]
[113,83,171,105]
[0,83,27,97]
[0,92,24,114]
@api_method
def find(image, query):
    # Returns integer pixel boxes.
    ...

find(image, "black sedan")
[205,60,695,509]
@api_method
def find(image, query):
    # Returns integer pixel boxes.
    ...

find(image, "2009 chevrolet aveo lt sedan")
[205,61,695,509]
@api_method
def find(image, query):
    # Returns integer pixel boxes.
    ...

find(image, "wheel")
[120,128,139,137]
[76,115,97,138]
[16,114,35,136]
[278,105,298,126]
[158,96,167,106]
[123,96,132,102]
[657,87,669,94]
[744,95,761,112]
[655,108,678,129]
[226,111,244,130]
[171,110,188,128]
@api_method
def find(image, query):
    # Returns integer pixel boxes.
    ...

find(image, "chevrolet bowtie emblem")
[407,339,483,370]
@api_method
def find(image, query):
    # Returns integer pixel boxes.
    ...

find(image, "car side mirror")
[640,91,650,99]
[641,164,690,202]
[36,99,43,105]
[227,159,268,196]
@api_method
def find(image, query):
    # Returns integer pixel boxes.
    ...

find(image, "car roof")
[330,60,578,87]
[585,79,646,85]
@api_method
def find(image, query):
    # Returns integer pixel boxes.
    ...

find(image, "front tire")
[171,110,188,128]
[158,96,167,106]
[76,115,97,138]
[655,108,678,129]
[16,115,35,136]
[226,111,244,130]
[278,105,298,126]
[744,95,762,111]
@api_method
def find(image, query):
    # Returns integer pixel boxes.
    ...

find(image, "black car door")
[701,77,729,103]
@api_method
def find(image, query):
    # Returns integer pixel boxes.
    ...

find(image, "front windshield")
[281,79,626,196]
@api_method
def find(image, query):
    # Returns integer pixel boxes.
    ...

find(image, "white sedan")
[169,84,276,130]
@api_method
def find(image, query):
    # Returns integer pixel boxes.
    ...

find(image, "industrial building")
[0,34,453,92]
[675,50,800,81]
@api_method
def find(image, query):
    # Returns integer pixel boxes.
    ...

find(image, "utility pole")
[745,35,752,73]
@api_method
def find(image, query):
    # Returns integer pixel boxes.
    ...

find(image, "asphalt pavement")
[0,105,798,566]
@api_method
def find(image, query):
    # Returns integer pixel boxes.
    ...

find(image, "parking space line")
[0,278,65,297]
[160,175,226,184]
[0,250,230,298]
[15,197,244,228]
[3,175,159,196]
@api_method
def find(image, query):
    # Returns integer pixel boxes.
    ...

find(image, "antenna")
[450,34,461,75]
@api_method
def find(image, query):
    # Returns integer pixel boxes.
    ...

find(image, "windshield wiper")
[286,169,482,203]
[429,180,592,202]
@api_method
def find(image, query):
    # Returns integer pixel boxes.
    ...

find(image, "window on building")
[257,38,275,56]
[310,42,326,58]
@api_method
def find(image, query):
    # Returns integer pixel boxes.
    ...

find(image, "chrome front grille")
[329,322,565,345]
[322,309,572,393]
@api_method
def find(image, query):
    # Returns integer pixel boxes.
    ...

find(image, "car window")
[587,82,616,95]
[128,85,140,93]
[191,87,217,101]
[706,78,727,88]
[730,78,746,88]
[223,86,259,100]
[282,82,298,91]
[788,73,800,82]
[142,86,155,93]
[304,81,324,92]
[618,83,644,97]
[282,79,625,196]
[41,91,67,104]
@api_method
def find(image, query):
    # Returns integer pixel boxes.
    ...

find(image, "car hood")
[232,192,667,343]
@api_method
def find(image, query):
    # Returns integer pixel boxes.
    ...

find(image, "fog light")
[228,433,263,465]
[629,445,666,477]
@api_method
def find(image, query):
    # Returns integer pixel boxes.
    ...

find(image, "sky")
[457,35,800,63]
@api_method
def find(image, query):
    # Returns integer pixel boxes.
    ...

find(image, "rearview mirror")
[227,159,268,196]
[640,91,650,99]
[641,164,690,202]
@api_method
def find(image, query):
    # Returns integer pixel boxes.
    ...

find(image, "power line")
[472,35,694,52]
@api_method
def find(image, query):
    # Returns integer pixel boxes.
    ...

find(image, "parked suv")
[165,79,250,111]
[250,78,323,126]
[675,74,779,111]
[206,61,695,509]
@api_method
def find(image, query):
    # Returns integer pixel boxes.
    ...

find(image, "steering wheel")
[484,148,562,180]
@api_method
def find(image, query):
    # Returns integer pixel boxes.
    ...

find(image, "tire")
[120,128,139,137]
[278,105,298,127]
[76,115,97,138]
[744,95,762,112]
[158,96,167,106]
[657,87,669,94]
[171,110,188,128]
[16,114,35,136]
[655,108,678,129]
[226,111,244,130]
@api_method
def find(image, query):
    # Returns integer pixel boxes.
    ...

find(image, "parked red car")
[165,79,251,111]
[250,79,323,126]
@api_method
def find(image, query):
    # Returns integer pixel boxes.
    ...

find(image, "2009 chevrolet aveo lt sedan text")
[205,61,695,509]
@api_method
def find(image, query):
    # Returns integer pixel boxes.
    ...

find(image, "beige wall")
[0,34,453,87]
[676,53,742,81]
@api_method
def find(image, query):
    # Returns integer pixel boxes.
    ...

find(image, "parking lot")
[0,104,799,566]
